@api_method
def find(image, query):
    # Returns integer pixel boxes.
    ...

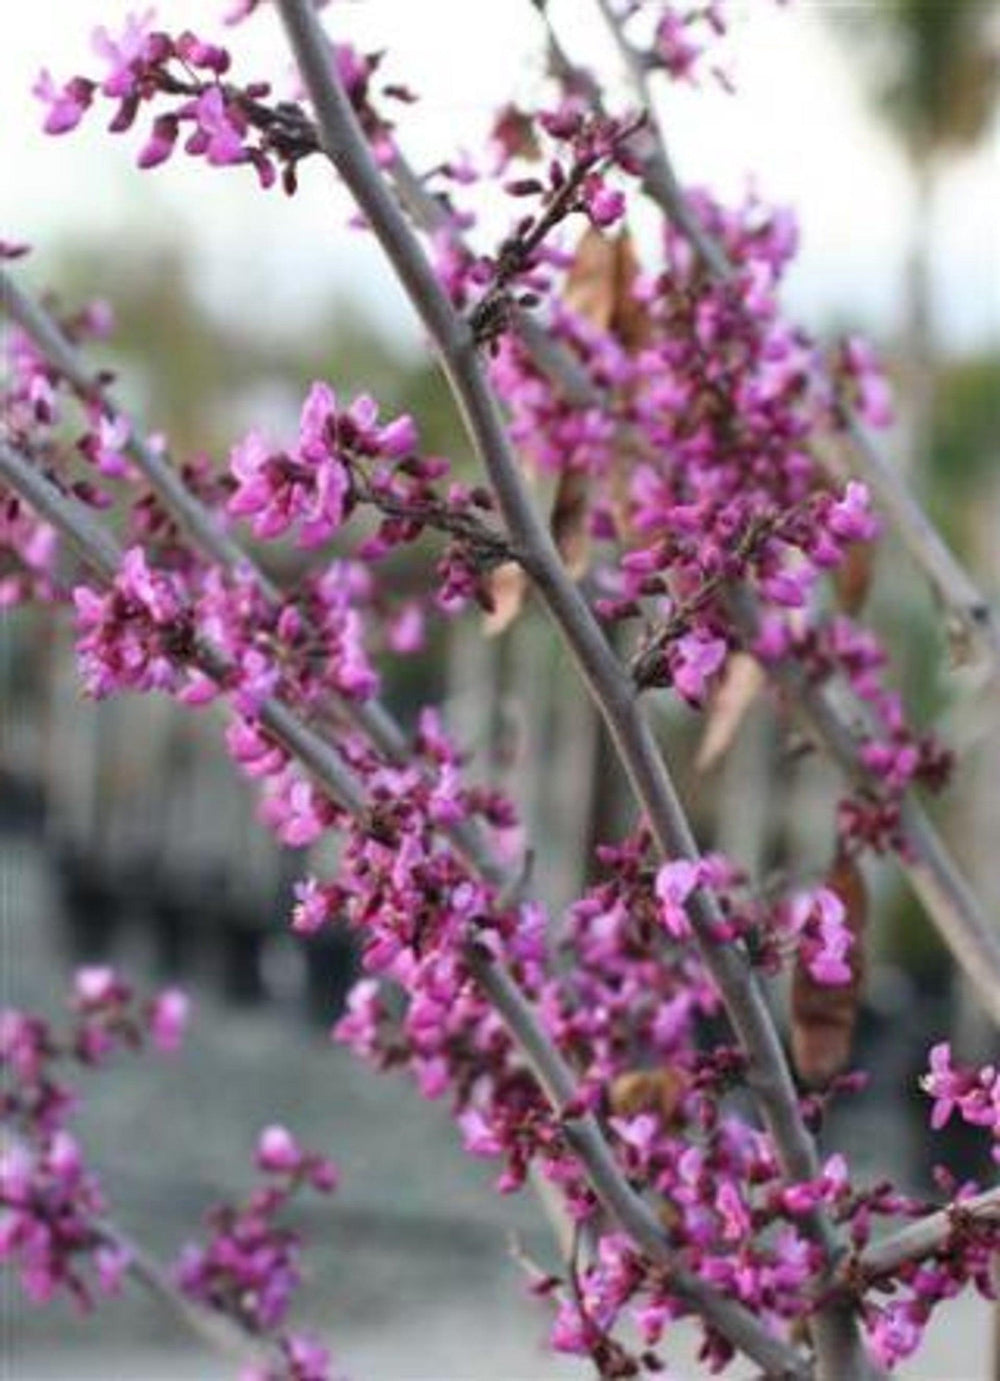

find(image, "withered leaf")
[564,226,619,332]
[833,541,876,616]
[482,560,529,637]
[609,1067,688,1126]
[609,229,651,353]
[791,854,867,1087]
[564,227,651,353]
[695,652,766,774]
[550,468,590,578]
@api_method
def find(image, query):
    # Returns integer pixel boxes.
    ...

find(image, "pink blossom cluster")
[0,492,59,609]
[0,968,188,1308]
[4,2,997,1375]
[228,384,415,549]
[34,12,289,189]
[175,1123,336,1349]
[923,1044,1000,1163]
[2,970,337,1380]
[34,11,410,191]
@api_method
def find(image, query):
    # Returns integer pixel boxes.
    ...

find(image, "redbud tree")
[2,3,1000,1379]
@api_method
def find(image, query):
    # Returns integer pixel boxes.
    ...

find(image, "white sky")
[4,0,1000,354]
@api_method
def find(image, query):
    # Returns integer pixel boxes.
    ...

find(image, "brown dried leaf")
[610,229,651,353]
[791,854,867,1087]
[609,1067,688,1127]
[490,103,541,163]
[563,227,651,354]
[695,653,766,774]
[833,541,876,616]
[564,227,618,332]
[482,561,529,637]
[550,468,590,578]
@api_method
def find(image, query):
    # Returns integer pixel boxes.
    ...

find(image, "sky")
[4,0,1000,355]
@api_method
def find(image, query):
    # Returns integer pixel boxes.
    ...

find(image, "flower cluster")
[7,1,996,1376]
[73,546,194,698]
[34,13,303,190]
[34,11,414,192]
[228,384,416,549]
[1,968,188,1309]
[0,491,59,609]
[175,1123,336,1351]
[922,1044,1000,1163]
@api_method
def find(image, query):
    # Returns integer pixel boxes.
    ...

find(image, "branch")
[276,0,842,1275]
[843,414,1000,667]
[845,1186,1000,1283]
[0,440,370,819]
[93,1218,278,1370]
[1,269,501,881]
[0,1127,275,1370]
[584,2,999,675]
[0,438,806,1381]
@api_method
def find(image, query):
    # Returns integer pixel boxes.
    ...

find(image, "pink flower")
[91,10,156,98]
[73,966,122,1008]
[869,1300,924,1368]
[33,71,94,135]
[458,1108,504,1157]
[790,888,854,986]
[828,481,879,543]
[654,859,699,939]
[583,176,626,228]
[187,87,246,167]
[256,1125,302,1174]
[138,114,179,169]
[291,878,333,935]
[387,603,424,654]
[94,1242,131,1295]
[148,989,190,1053]
[671,633,727,704]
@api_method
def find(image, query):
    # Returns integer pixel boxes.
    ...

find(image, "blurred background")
[3,2,1000,1376]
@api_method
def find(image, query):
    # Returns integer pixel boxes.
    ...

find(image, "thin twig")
[0,437,807,1380]
[1,269,501,880]
[0,1127,274,1370]
[845,1186,1000,1283]
[93,1218,279,1370]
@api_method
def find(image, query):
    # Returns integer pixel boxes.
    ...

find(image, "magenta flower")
[33,71,94,135]
[91,9,156,98]
[671,633,727,705]
[186,87,246,166]
[583,176,626,228]
[148,989,190,1054]
[790,888,854,986]
[256,1126,302,1175]
[828,481,879,543]
[654,859,699,939]
[138,114,179,169]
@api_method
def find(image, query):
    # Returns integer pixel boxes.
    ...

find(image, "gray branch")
[275,0,845,1307]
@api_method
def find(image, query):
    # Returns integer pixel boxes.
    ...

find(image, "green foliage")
[830,0,1000,163]
[929,353,1000,495]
